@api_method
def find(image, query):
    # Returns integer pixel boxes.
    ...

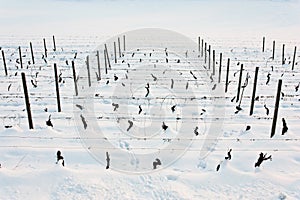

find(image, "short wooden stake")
[270,79,282,138]
[54,63,61,112]
[250,67,259,116]
[21,72,34,129]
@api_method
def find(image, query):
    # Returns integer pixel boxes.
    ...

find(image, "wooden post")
[218,53,222,83]
[21,72,33,129]
[250,67,259,116]
[262,37,265,52]
[225,58,230,93]
[104,49,108,74]
[53,35,56,52]
[208,45,211,69]
[118,37,121,57]
[104,44,111,69]
[54,63,61,112]
[201,39,204,57]
[86,56,91,87]
[204,42,207,63]
[236,64,243,103]
[212,50,215,75]
[19,46,23,69]
[96,50,101,81]
[30,42,35,65]
[292,46,297,70]
[123,35,126,51]
[198,36,201,53]
[43,38,47,58]
[1,50,7,76]
[270,79,282,138]
[282,44,285,65]
[71,61,78,96]
[272,40,275,60]
[114,41,117,64]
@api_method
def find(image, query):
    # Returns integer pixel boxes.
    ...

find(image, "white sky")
[0,0,299,39]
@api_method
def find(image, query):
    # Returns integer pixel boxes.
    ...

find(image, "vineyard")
[0,30,299,199]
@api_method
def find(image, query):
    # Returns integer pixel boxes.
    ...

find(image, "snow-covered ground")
[0,0,300,199]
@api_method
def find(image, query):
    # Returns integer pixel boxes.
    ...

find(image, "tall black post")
[262,37,265,52]
[250,67,259,116]
[208,45,211,69]
[86,56,91,87]
[30,42,35,65]
[236,64,243,103]
[1,50,7,76]
[43,38,47,58]
[114,41,117,64]
[272,40,275,60]
[21,72,34,129]
[204,42,207,63]
[212,50,215,75]
[96,50,101,81]
[218,53,222,83]
[270,79,282,138]
[104,44,111,69]
[282,44,285,65]
[292,46,297,70]
[19,46,23,69]
[72,61,78,96]
[225,58,230,93]
[54,63,61,112]
[53,35,56,51]
[118,37,121,57]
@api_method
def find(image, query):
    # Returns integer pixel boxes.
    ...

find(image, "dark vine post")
[236,64,243,103]
[270,79,282,138]
[43,38,47,58]
[1,50,7,76]
[54,63,61,112]
[72,61,78,96]
[250,67,259,116]
[30,42,35,65]
[21,72,34,129]
[292,46,297,70]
